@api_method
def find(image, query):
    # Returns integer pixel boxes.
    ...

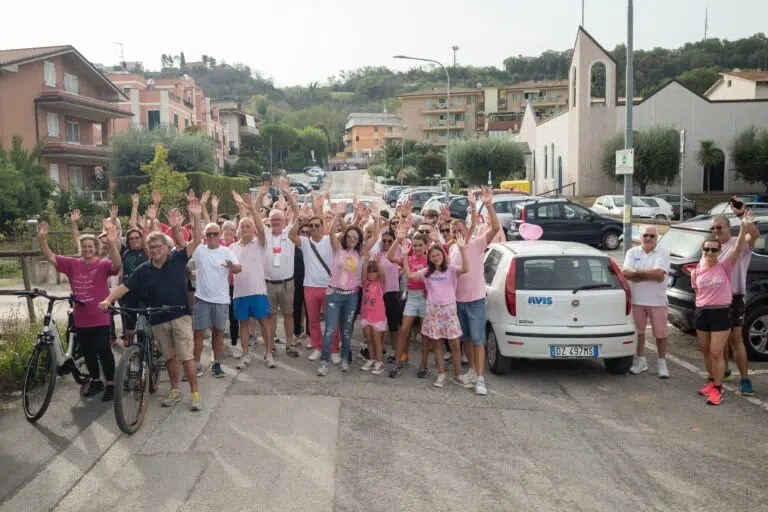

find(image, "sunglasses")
[381,238,394,244]
[641,234,656,239]
[426,214,438,218]
[418,229,431,234]
[205,232,220,237]
[711,226,724,232]
[440,229,451,234]
[309,224,321,228]
[702,247,720,253]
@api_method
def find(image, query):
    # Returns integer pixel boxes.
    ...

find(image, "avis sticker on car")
[527,296,553,307]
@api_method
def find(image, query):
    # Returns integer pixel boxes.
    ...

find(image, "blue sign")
[527,296,553,306]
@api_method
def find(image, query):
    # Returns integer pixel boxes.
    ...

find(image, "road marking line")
[644,341,768,413]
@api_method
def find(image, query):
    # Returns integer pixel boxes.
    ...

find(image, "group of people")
[623,198,756,406]
[37,179,502,411]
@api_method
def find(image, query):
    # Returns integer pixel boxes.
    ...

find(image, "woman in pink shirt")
[691,211,751,405]
[403,233,468,388]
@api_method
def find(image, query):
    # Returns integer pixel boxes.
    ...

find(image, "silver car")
[475,194,535,239]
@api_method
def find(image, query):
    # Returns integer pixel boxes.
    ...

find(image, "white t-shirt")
[264,228,295,281]
[193,244,239,304]
[718,236,752,296]
[230,239,267,298]
[299,236,333,288]
[623,245,670,307]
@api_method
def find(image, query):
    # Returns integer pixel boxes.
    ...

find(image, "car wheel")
[601,230,621,250]
[389,200,396,208]
[682,211,693,221]
[604,355,633,374]
[486,326,511,375]
[742,304,768,362]
[654,214,668,221]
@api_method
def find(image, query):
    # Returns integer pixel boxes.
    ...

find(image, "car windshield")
[516,256,621,291]
[612,196,649,207]
[656,228,710,259]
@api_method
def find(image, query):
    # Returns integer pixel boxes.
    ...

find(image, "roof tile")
[0,45,72,66]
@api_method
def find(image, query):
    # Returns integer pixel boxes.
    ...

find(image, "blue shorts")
[233,294,270,322]
[457,299,486,345]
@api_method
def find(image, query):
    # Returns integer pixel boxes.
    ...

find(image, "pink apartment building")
[0,46,132,190]
[108,73,229,169]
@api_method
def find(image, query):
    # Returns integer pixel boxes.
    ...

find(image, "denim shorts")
[233,294,270,322]
[457,298,487,345]
[403,290,426,317]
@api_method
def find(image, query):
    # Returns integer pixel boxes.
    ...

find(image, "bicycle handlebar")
[108,305,187,316]
[15,288,84,305]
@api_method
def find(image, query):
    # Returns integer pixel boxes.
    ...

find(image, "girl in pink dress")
[360,251,387,375]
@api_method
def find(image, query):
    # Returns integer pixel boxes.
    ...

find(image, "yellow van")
[500,180,531,194]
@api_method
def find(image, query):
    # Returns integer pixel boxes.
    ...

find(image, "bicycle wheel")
[113,345,148,435]
[23,343,57,423]
[149,338,163,394]
[70,339,91,385]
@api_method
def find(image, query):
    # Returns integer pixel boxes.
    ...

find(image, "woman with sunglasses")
[374,230,403,356]
[691,211,752,406]
[119,227,149,346]
[293,222,312,348]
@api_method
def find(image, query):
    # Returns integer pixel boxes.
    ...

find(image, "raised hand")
[231,190,244,206]
[259,181,270,196]
[221,259,237,271]
[105,221,119,245]
[454,233,467,249]
[38,221,49,238]
[396,222,408,241]
[131,193,140,207]
[137,215,147,230]
[481,186,493,206]
[70,208,81,224]
[200,190,211,205]
[211,195,219,210]
[467,188,478,208]
[742,210,756,224]
[439,204,450,221]
[146,204,158,221]
[186,188,197,203]
[300,203,312,217]
[279,177,291,193]
[370,202,380,217]
[313,193,324,211]
[110,204,119,219]
[374,252,382,263]
[406,214,414,230]
[277,194,288,210]
[167,208,183,228]
[151,190,161,206]
[187,198,202,219]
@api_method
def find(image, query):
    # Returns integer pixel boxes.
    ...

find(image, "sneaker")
[699,380,716,396]
[706,386,724,405]
[461,354,469,365]
[657,359,670,379]
[84,380,105,397]
[388,364,401,378]
[474,376,488,396]
[305,340,313,349]
[308,349,322,361]
[629,356,648,375]
[196,363,203,377]
[211,362,225,378]
[387,354,396,364]
[443,353,452,362]
[371,362,385,375]
[453,374,474,389]
[723,369,733,382]
[191,392,203,411]
[399,354,410,368]
[466,368,478,384]
[361,360,375,372]
[341,360,349,372]
[433,373,446,388]
[738,378,755,397]
[265,353,276,368]
[236,353,252,370]
[286,346,300,358]
[274,338,284,345]
[101,384,114,402]
[249,335,258,346]
[162,389,182,407]
[331,352,341,365]
[417,367,429,379]
[231,344,243,359]
[317,361,328,377]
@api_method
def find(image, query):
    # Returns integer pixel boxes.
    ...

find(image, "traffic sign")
[615,149,634,175]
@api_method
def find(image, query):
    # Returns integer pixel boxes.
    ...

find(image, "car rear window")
[516,256,621,291]
[657,228,710,259]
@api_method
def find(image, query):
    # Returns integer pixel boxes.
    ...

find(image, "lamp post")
[623,0,634,256]
[401,124,408,171]
[394,55,450,198]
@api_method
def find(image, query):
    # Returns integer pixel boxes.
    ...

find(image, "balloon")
[519,222,543,241]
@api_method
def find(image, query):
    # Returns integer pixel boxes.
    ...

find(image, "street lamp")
[394,55,450,198]
[400,124,408,172]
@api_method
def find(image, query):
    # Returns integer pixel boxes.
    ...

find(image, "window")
[64,73,79,94]
[66,121,80,144]
[535,204,561,219]
[174,113,179,129]
[387,126,393,133]
[49,163,60,184]
[44,61,56,86]
[589,62,607,107]
[46,113,59,137]
[571,66,577,108]
[185,118,189,128]
[425,98,433,107]
[374,138,379,146]
[642,198,658,207]
[123,87,131,94]
[454,113,464,122]
[147,110,160,130]
[93,122,103,146]
[68,166,84,190]
[517,256,620,291]
[563,203,592,220]
[466,96,474,105]
[484,249,503,285]
[543,147,548,178]
[727,80,732,88]
[374,126,379,133]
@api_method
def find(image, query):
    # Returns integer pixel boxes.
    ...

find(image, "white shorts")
[361,319,387,332]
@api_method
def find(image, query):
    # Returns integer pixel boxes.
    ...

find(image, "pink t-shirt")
[692,259,734,308]
[360,279,386,323]
[375,252,401,293]
[450,236,487,302]
[418,265,460,305]
[55,256,113,328]
[329,248,361,291]
[405,254,428,292]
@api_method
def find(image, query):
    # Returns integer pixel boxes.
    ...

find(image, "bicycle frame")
[40,297,85,376]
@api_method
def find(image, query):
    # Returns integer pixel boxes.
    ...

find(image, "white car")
[591,195,660,219]
[638,196,674,220]
[483,241,637,375]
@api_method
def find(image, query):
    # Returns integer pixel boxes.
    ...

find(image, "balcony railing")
[131,122,181,133]
[183,99,194,109]
[40,82,122,103]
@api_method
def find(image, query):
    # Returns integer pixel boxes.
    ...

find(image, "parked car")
[482,241,636,375]
[290,181,313,194]
[689,201,768,221]
[384,186,408,207]
[509,198,624,250]
[660,216,768,360]
[475,195,535,239]
[638,196,674,220]
[308,176,323,190]
[422,195,470,220]
[653,193,697,220]
[591,195,662,219]
[396,189,443,212]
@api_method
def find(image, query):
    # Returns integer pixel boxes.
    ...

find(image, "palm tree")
[696,139,725,193]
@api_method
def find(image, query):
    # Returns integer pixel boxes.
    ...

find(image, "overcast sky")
[2,0,766,86]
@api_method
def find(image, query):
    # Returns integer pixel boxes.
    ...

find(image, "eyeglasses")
[128,236,141,241]
[418,230,431,235]
[205,232,220,237]
[711,226,724,232]
[440,229,451,234]
[148,244,165,251]
[702,247,720,253]
[641,234,656,239]
[309,224,321,228]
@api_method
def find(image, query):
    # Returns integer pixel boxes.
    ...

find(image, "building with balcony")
[108,72,229,169]
[396,88,484,146]
[342,112,402,158]
[211,99,259,162]
[0,45,132,190]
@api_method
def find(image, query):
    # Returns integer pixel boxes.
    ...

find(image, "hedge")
[114,175,150,195]
[185,172,250,216]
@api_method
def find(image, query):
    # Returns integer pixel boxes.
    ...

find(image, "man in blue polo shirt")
[100,199,203,411]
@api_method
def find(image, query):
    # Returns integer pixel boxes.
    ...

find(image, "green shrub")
[114,175,151,195]
[0,308,44,393]
[185,173,250,216]
[368,164,388,178]
[0,262,21,279]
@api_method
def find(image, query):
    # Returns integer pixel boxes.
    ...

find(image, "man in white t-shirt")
[193,222,241,378]
[622,225,671,378]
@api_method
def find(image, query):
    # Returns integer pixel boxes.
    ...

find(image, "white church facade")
[518,27,768,197]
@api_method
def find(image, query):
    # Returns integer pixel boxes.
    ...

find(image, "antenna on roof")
[113,42,125,68]
[704,6,708,40]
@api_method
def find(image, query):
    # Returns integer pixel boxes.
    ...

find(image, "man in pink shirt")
[449,187,499,396]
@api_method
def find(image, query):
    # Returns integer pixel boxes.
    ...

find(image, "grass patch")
[0,262,22,279]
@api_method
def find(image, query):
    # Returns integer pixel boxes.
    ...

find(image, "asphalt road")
[2,170,768,512]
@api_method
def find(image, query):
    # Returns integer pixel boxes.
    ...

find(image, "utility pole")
[704,6,709,40]
[581,0,585,26]
[623,0,634,256]
[451,46,460,67]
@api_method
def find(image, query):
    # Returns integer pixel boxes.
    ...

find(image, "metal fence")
[0,251,39,322]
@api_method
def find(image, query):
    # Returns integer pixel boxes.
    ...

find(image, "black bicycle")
[108,305,185,434]
[15,289,90,422]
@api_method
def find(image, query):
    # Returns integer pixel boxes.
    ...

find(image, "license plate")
[550,345,598,358]
[666,275,674,287]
